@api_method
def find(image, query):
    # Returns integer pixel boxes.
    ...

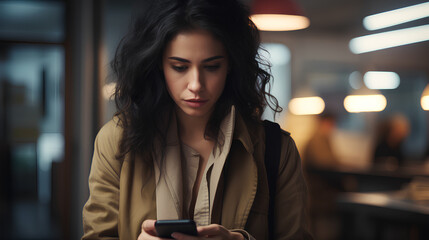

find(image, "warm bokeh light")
[421,96,429,111]
[363,2,429,31]
[288,96,325,115]
[364,71,400,89]
[422,84,429,111]
[103,82,116,100]
[344,94,387,113]
[251,14,310,31]
[349,24,429,54]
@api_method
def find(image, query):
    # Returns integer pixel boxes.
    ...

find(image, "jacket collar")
[233,112,255,155]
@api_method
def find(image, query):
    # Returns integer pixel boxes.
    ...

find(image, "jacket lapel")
[154,114,183,220]
[220,114,258,229]
[209,107,235,218]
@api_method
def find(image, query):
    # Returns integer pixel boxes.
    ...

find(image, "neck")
[176,108,212,142]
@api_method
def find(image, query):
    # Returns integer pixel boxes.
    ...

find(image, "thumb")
[142,219,157,236]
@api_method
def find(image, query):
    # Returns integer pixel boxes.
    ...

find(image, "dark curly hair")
[112,0,281,162]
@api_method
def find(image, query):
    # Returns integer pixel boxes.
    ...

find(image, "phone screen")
[155,219,198,238]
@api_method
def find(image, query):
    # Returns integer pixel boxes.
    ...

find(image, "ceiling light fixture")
[251,0,310,31]
[344,94,387,113]
[349,24,429,54]
[343,86,387,113]
[288,96,325,115]
[363,2,429,31]
[363,71,400,89]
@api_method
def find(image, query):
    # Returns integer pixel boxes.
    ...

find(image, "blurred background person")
[373,114,410,169]
[303,111,339,169]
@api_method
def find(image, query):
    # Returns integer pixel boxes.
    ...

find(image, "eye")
[171,65,188,72]
[204,64,221,72]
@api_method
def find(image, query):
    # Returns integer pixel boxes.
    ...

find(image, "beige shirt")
[182,144,211,225]
[182,110,234,226]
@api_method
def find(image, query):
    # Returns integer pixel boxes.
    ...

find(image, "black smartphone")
[155,219,198,238]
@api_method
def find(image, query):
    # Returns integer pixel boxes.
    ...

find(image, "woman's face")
[163,29,229,120]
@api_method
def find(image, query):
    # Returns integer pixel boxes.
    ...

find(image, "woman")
[82,0,311,239]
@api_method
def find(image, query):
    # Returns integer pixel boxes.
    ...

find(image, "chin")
[183,109,210,118]
[179,106,213,119]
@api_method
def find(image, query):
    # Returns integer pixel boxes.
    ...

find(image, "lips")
[184,99,208,108]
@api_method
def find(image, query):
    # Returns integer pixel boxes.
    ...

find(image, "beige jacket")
[82,111,312,239]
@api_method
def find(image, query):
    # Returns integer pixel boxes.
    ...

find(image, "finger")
[137,229,163,240]
[170,232,201,240]
[197,224,229,237]
[142,219,158,236]
[137,231,163,240]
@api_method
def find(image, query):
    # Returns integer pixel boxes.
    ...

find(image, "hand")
[171,224,245,240]
[137,219,167,240]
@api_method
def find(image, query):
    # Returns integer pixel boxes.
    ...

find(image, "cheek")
[165,80,180,98]
[164,73,178,98]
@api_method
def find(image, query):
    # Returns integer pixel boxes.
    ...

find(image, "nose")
[187,67,204,93]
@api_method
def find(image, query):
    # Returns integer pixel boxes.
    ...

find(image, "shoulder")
[261,120,301,170]
[278,129,303,182]
[94,118,124,157]
[280,129,295,151]
[90,118,124,181]
[261,120,292,146]
[96,118,123,142]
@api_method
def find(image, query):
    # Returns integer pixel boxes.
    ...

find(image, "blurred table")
[337,191,429,240]
[306,163,429,192]
[305,162,429,239]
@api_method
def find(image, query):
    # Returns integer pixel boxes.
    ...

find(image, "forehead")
[164,29,226,58]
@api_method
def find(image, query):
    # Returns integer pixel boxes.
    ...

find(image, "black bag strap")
[263,120,282,239]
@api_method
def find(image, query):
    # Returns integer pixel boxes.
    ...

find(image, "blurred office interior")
[0,0,428,239]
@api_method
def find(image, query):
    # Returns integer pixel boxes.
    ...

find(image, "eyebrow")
[168,56,225,63]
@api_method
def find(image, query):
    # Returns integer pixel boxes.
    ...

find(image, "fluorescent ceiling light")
[363,71,400,89]
[349,24,429,54]
[288,96,325,115]
[363,2,429,31]
[344,94,387,113]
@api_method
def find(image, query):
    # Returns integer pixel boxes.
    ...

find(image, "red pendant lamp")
[251,0,310,31]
